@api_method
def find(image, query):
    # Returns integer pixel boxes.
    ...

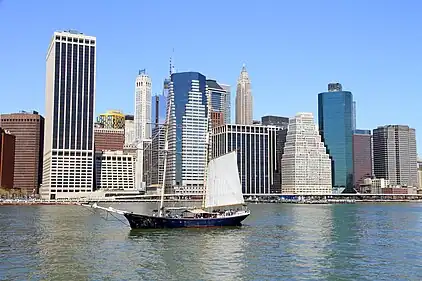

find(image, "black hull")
[123,212,250,229]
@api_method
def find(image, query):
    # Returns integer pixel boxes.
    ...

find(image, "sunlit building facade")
[97,110,125,129]
[281,113,332,194]
[41,30,96,199]
[166,72,209,192]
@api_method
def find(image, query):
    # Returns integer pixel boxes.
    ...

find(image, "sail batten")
[204,151,244,209]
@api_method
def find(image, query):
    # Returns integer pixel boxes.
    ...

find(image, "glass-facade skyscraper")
[166,72,209,192]
[318,83,354,193]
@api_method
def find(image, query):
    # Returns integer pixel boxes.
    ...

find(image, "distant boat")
[123,150,250,229]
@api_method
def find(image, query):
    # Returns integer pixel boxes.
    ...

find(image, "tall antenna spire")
[169,56,172,77]
[169,48,175,76]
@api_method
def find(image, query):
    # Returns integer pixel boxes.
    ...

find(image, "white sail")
[204,150,245,209]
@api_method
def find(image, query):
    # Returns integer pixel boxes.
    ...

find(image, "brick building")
[94,128,124,151]
[211,111,224,129]
[352,129,372,189]
[0,112,44,194]
[0,128,16,189]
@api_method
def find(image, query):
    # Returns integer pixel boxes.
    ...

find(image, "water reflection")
[3,203,422,280]
[280,205,334,279]
[128,227,248,281]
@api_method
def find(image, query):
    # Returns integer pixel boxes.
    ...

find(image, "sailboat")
[123,150,250,229]
[88,97,250,229]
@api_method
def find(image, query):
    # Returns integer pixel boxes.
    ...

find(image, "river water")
[1,203,422,280]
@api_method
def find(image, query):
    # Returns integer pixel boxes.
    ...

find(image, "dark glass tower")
[318,83,354,193]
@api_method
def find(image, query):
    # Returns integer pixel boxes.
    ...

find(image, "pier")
[1,193,422,205]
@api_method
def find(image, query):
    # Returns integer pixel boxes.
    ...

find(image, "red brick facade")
[211,111,224,129]
[0,128,16,189]
[0,113,44,194]
[94,128,124,151]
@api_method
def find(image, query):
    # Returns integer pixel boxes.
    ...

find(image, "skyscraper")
[151,93,167,128]
[281,113,332,194]
[206,79,231,127]
[220,84,231,124]
[41,30,96,199]
[0,111,44,194]
[352,129,372,189]
[235,65,253,125]
[318,82,354,193]
[212,124,280,194]
[135,69,152,141]
[166,72,209,192]
[373,125,418,187]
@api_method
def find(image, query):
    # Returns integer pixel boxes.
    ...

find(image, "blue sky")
[0,0,421,153]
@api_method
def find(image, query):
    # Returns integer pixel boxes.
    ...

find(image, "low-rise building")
[95,151,135,190]
[94,128,124,151]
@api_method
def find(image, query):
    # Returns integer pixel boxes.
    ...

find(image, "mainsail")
[204,151,245,209]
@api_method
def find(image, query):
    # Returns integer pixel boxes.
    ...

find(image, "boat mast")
[201,100,212,209]
[159,98,171,218]
[159,58,173,217]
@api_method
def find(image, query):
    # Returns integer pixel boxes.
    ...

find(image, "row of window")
[55,36,95,45]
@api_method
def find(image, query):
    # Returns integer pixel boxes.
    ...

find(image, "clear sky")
[0,0,421,154]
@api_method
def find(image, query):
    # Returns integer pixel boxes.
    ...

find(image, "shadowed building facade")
[0,128,15,189]
[353,129,372,189]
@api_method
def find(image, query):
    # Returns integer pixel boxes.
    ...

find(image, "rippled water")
[1,203,422,280]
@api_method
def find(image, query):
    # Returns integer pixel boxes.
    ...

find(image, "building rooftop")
[206,79,223,90]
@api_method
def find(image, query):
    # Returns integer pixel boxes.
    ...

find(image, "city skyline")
[1,1,421,154]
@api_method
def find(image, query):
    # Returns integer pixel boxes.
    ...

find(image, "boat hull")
[123,212,250,229]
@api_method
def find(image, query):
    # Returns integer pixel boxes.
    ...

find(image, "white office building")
[41,30,96,199]
[134,70,152,141]
[281,113,332,194]
[95,151,135,190]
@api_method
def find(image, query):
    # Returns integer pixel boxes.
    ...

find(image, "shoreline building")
[212,124,280,194]
[318,82,354,193]
[166,72,209,192]
[235,65,253,125]
[0,111,44,194]
[135,69,152,141]
[281,113,332,194]
[261,115,289,193]
[353,129,372,190]
[95,151,135,190]
[97,110,125,129]
[373,125,418,187]
[41,30,96,199]
[0,128,15,189]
